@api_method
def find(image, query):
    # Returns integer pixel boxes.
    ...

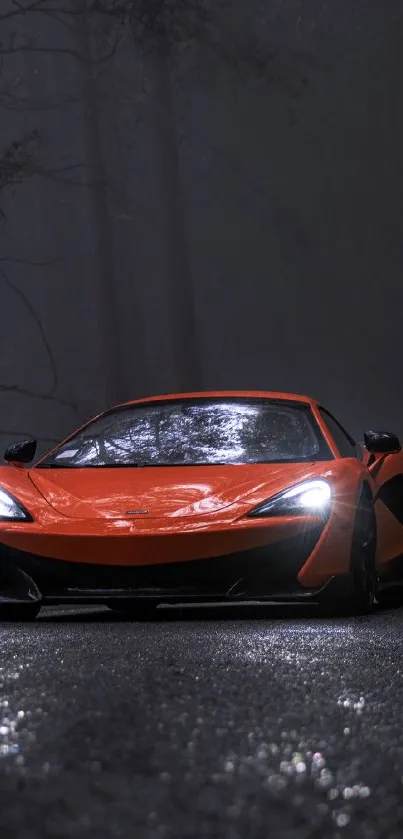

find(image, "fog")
[1,0,402,454]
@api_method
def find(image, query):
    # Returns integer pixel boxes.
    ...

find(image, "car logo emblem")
[126,509,149,515]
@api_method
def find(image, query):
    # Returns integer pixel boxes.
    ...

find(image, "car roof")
[115,391,318,409]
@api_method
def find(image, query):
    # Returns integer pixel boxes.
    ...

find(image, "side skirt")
[377,554,403,590]
[40,576,340,606]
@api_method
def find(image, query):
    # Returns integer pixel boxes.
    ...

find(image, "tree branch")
[0,265,81,418]
[0,257,57,266]
[0,31,124,64]
[0,131,40,214]
[0,429,58,443]
[0,263,59,396]
[0,384,81,416]
[0,0,82,23]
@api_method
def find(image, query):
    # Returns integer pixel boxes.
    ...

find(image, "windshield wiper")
[36,462,151,469]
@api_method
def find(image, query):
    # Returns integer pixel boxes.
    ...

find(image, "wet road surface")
[1,602,403,838]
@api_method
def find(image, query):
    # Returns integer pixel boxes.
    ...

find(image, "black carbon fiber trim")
[0,524,324,599]
[376,474,403,524]
[378,554,403,584]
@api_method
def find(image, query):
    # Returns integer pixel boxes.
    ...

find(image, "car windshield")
[37,398,332,468]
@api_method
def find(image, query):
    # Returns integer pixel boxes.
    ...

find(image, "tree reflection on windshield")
[38,398,332,467]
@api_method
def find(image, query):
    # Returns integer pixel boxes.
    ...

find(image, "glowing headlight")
[0,488,32,521]
[248,479,332,518]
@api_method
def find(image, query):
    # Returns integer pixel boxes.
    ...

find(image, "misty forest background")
[0,0,402,457]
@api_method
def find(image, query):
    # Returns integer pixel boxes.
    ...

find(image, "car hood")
[28,463,326,520]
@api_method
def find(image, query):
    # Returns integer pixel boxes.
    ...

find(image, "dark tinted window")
[319,408,356,458]
[38,398,333,468]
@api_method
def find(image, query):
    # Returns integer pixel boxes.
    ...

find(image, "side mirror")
[4,439,37,464]
[364,430,401,455]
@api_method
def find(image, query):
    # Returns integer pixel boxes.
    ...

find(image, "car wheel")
[377,586,403,608]
[320,490,377,617]
[350,492,378,613]
[106,601,158,619]
[337,492,377,616]
[0,602,41,622]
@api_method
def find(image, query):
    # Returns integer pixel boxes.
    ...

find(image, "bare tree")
[0,2,85,448]
[0,132,39,216]
[86,0,311,391]
[0,0,312,413]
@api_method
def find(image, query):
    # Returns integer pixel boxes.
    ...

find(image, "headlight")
[0,488,32,522]
[248,479,332,518]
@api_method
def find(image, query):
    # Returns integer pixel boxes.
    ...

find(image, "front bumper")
[0,523,341,605]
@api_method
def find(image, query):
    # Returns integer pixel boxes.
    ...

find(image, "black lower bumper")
[0,524,335,605]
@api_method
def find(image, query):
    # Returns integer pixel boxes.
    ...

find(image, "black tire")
[377,586,403,608]
[0,602,41,622]
[343,490,378,615]
[320,489,377,617]
[106,601,158,619]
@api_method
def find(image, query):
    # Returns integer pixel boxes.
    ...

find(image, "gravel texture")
[1,602,403,838]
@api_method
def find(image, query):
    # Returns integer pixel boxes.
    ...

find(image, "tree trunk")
[73,0,123,408]
[143,37,203,392]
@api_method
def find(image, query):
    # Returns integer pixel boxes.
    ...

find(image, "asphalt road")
[1,603,403,839]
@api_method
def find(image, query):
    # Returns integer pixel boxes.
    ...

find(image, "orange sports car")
[0,391,403,620]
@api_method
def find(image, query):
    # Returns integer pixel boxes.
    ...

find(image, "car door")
[318,407,403,578]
